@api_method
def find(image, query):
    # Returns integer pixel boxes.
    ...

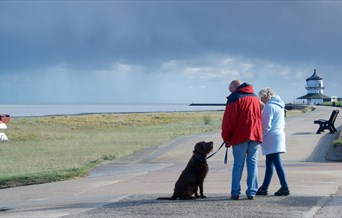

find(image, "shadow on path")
[63,194,324,218]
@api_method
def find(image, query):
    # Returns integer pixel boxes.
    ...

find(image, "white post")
[0,122,8,141]
[0,114,10,141]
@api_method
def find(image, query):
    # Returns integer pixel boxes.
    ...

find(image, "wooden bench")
[314,110,339,134]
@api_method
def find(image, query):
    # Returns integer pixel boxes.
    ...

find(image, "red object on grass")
[0,114,10,123]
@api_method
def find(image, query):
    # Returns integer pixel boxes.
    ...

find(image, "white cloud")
[115,63,132,72]
[161,60,179,72]
[159,55,296,83]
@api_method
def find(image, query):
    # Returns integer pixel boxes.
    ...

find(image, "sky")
[0,0,341,104]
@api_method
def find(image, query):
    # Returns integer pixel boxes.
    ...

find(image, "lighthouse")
[297,69,330,105]
[306,69,324,95]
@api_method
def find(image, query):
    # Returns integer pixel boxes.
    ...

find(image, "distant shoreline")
[0,104,225,117]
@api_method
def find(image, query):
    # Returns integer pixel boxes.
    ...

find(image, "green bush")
[203,115,212,125]
[333,138,342,148]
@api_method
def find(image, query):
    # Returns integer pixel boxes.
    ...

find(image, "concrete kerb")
[325,130,342,161]
[307,126,341,162]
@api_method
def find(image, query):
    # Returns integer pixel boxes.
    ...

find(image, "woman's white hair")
[259,87,276,101]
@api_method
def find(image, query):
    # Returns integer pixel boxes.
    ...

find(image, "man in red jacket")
[221,80,263,200]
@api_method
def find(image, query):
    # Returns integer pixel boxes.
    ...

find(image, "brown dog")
[157,141,213,200]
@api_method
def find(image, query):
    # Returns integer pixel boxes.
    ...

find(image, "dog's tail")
[157,197,173,200]
[157,194,177,200]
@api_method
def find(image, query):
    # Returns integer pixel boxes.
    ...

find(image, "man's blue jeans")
[260,152,289,190]
[231,140,259,197]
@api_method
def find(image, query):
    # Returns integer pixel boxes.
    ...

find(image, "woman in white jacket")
[256,88,290,196]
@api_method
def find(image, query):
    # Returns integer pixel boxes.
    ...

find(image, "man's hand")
[225,141,230,148]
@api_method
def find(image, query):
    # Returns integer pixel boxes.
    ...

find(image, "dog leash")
[206,142,228,164]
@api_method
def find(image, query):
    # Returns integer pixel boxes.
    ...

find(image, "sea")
[0,104,225,117]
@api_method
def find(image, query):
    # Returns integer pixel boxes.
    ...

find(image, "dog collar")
[194,152,207,162]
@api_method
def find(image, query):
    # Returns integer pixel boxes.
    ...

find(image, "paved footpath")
[0,106,341,218]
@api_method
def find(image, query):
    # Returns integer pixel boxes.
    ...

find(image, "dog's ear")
[195,141,206,153]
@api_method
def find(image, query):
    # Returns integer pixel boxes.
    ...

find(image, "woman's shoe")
[256,188,268,196]
[247,196,255,200]
[274,188,290,196]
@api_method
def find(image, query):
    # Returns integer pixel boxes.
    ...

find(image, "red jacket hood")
[236,83,255,94]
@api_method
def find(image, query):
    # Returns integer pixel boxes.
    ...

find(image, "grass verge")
[0,111,223,188]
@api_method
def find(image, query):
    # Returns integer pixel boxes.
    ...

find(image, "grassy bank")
[0,111,223,188]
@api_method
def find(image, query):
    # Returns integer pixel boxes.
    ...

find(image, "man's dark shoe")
[230,195,239,200]
[247,196,255,200]
[256,188,268,196]
[274,188,290,196]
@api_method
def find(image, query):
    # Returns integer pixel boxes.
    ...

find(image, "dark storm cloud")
[1,1,341,73]
[0,1,341,104]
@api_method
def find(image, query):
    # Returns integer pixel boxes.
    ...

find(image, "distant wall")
[285,104,307,110]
